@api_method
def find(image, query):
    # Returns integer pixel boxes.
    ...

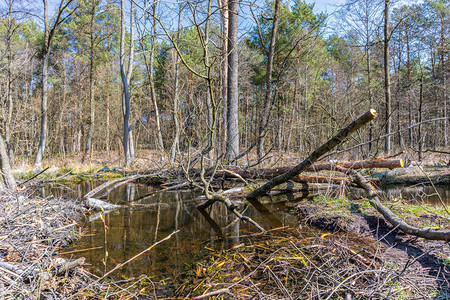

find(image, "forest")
[0,0,447,168]
[0,0,449,298]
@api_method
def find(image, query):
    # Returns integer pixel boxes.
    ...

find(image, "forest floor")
[2,150,449,298]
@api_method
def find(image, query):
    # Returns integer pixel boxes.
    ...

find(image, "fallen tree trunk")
[214,158,403,181]
[85,197,122,210]
[338,166,450,241]
[85,197,170,212]
[247,109,378,199]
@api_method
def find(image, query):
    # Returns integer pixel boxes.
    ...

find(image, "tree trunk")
[106,76,111,156]
[149,2,164,153]
[120,0,131,167]
[202,0,216,160]
[383,0,391,155]
[225,0,239,161]
[5,3,14,167]
[440,15,447,148]
[83,3,96,163]
[343,167,450,241]
[170,4,182,163]
[406,29,413,148]
[218,0,228,155]
[128,0,135,164]
[418,74,424,161]
[365,14,374,154]
[286,79,297,153]
[215,158,403,180]
[35,0,73,166]
[257,0,281,160]
[35,0,49,167]
[0,134,16,190]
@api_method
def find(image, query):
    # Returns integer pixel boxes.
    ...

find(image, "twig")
[220,169,248,185]
[18,167,50,187]
[418,166,450,217]
[54,168,75,181]
[191,288,230,299]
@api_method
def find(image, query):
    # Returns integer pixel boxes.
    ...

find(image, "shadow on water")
[50,181,300,279]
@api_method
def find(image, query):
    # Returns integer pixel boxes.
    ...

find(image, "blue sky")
[306,0,346,15]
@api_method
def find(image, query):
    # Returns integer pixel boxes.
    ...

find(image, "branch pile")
[181,228,442,299]
[0,191,97,298]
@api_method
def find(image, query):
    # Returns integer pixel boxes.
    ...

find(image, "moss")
[100,172,123,179]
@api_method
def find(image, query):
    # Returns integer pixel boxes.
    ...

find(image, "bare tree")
[83,0,99,163]
[35,0,75,167]
[120,0,135,167]
[384,0,392,155]
[170,2,183,163]
[149,1,164,153]
[225,0,239,161]
[256,0,281,160]
[218,0,228,155]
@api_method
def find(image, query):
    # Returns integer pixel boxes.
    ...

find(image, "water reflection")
[55,181,298,279]
[384,185,450,204]
[53,180,449,280]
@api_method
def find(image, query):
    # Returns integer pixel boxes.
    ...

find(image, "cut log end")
[369,108,377,118]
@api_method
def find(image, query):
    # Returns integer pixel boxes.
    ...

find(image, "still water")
[44,180,449,280]
[47,181,302,279]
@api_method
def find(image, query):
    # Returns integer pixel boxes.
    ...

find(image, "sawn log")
[215,158,403,182]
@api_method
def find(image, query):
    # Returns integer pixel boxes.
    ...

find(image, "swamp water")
[45,181,303,280]
[43,181,450,281]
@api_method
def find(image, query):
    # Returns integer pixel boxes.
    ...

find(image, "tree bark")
[365,8,374,155]
[35,0,50,167]
[83,1,97,163]
[257,0,281,160]
[0,134,16,190]
[120,0,131,167]
[216,158,403,180]
[127,0,135,163]
[439,13,447,148]
[384,0,391,155]
[218,0,228,155]
[247,109,378,199]
[225,0,239,161]
[149,1,164,153]
[170,4,182,163]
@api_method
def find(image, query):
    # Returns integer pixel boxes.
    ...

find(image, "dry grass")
[177,227,449,299]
